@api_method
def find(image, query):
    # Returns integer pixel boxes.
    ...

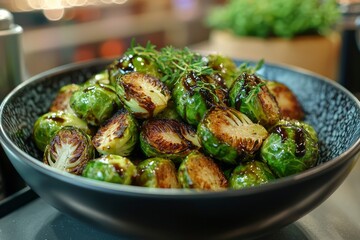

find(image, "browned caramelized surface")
[206,107,268,154]
[142,119,199,154]
[267,81,305,120]
[156,162,180,188]
[185,154,227,190]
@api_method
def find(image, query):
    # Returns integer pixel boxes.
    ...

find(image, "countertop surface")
[0,160,359,240]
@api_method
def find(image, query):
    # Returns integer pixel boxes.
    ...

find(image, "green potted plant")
[205,0,341,79]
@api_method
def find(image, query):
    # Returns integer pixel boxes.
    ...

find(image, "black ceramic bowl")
[0,59,359,239]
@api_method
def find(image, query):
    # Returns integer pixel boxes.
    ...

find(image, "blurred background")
[0,0,358,86]
[0,0,360,198]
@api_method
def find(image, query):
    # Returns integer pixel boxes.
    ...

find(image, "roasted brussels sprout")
[92,109,138,156]
[260,120,319,177]
[229,73,281,128]
[82,154,137,184]
[229,160,276,189]
[206,54,237,89]
[33,111,91,152]
[178,151,227,190]
[140,119,200,162]
[108,51,162,86]
[135,158,180,188]
[172,72,227,125]
[43,126,95,175]
[49,84,81,113]
[115,72,171,119]
[266,80,305,120]
[197,106,268,165]
[70,82,121,126]
[83,70,110,87]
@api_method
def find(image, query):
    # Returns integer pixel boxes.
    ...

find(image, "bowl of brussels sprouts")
[0,42,359,239]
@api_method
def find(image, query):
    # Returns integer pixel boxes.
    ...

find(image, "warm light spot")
[113,0,127,4]
[73,46,96,62]
[43,8,65,21]
[99,40,125,58]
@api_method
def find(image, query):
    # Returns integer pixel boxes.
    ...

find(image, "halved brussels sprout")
[33,111,91,152]
[178,151,227,191]
[70,82,121,126]
[49,84,81,113]
[135,158,180,188]
[83,70,110,87]
[92,109,138,156]
[197,106,268,165]
[82,154,137,184]
[43,126,95,175]
[115,72,171,119]
[260,120,319,177]
[265,80,305,120]
[140,119,200,162]
[229,160,276,189]
[229,73,281,128]
[172,72,227,126]
[206,54,237,89]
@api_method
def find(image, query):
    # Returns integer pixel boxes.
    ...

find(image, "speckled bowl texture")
[1,59,359,239]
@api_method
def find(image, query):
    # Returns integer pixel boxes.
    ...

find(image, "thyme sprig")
[157,46,216,87]
[237,59,264,75]
[124,41,216,88]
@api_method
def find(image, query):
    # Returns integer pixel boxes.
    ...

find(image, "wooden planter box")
[209,30,341,80]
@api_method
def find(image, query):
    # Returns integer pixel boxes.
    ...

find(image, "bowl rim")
[0,58,359,199]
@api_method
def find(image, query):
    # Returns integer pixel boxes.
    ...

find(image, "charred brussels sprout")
[49,84,81,113]
[43,126,95,175]
[92,109,138,156]
[140,119,200,162]
[178,151,227,191]
[172,72,227,126]
[136,158,180,188]
[229,73,281,128]
[70,82,121,126]
[206,54,237,89]
[108,53,161,86]
[115,72,171,119]
[266,80,305,120]
[260,120,319,177]
[229,160,276,189]
[197,106,268,165]
[33,111,91,152]
[82,155,137,184]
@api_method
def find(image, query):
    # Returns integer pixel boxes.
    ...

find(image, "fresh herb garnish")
[125,40,216,88]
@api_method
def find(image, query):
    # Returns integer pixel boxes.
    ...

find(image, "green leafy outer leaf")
[82,154,137,185]
[260,120,319,177]
[172,73,227,126]
[135,157,180,188]
[70,83,121,126]
[229,160,276,189]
